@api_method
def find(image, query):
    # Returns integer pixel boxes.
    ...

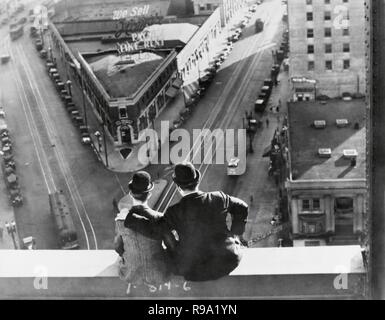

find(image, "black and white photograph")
[0,0,381,303]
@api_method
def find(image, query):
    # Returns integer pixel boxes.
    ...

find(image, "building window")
[307,28,314,38]
[325,43,332,53]
[324,27,332,37]
[119,108,127,119]
[308,61,315,71]
[300,220,325,235]
[307,44,314,54]
[306,0,312,4]
[306,12,313,21]
[343,43,350,52]
[335,197,354,213]
[301,198,322,212]
[324,11,331,20]
[302,199,310,211]
[343,59,350,69]
[343,28,349,36]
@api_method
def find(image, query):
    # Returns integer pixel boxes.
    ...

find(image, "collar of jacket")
[181,190,204,199]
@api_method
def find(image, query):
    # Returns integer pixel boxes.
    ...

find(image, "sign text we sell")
[113,5,150,20]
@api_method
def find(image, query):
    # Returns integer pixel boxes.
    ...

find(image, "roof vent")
[314,120,326,129]
[318,148,332,158]
[336,119,349,127]
[343,149,358,159]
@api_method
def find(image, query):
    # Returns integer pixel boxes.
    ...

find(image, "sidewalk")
[234,21,291,247]
[0,167,19,250]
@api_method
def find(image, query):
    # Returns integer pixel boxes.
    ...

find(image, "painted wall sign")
[116,119,133,127]
[291,77,317,84]
[113,5,151,20]
[114,16,163,38]
[116,30,164,55]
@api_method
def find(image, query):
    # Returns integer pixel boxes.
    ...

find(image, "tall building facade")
[287,0,366,100]
[192,0,246,26]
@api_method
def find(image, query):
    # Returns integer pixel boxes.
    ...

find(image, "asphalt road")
[153,0,286,245]
[0,0,285,250]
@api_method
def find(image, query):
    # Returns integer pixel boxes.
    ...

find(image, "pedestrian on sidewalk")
[0,223,3,241]
[250,195,254,206]
[266,118,269,127]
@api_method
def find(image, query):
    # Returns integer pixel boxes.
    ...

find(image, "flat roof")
[67,40,116,55]
[84,50,169,98]
[288,99,366,181]
[144,23,198,45]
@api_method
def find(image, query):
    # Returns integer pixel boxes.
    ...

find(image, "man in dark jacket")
[136,162,249,282]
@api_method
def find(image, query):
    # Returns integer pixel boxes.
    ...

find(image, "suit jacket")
[114,205,168,285]
[136,191,249,281]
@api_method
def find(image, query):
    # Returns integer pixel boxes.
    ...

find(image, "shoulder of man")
[208,191,248,209]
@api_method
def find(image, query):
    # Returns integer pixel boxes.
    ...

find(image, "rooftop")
[83,50,170,98]
[0,246,366,299]
[144,23,198,44]
[288,98,366,181]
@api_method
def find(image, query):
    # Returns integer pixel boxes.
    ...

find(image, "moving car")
[255,19,264,33]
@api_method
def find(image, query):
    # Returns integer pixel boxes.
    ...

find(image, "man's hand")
[234,234,248,247]
[115,208,129,221]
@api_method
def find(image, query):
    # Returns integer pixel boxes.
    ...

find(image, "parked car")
[228,32,240,42]
[81,133,91,145]
[35,39,43,50]
[249,4,258,12]
[40,49,47,59]
[1,54,11,64]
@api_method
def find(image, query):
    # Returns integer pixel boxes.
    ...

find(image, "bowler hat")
[172,162,201,188]
[128,171,154,194]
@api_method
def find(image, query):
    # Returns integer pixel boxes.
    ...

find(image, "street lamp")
[5,221,18,249]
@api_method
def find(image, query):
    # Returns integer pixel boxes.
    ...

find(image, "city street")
[153,0,287,246]
[0,0,287,250]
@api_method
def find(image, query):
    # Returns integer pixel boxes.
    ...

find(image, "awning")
[165,86,179,98]
[172,78,183,89]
